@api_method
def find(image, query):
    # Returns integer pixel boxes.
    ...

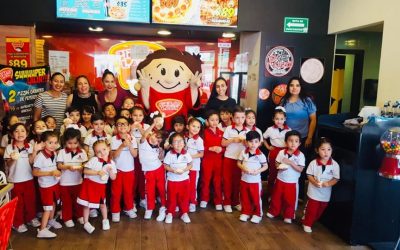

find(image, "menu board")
[56,0,150,23]
[152,0,238,27]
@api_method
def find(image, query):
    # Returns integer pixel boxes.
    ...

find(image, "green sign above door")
[284,17,309,33]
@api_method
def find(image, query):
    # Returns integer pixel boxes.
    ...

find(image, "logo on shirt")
[155,99,183,118]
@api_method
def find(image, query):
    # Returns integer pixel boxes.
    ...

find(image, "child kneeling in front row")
[267,130,305,224]
[77,140,117,234]
[302,137,340,233]
[237,131,268,224]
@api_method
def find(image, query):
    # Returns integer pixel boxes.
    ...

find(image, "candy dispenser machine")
[379,127,400,180]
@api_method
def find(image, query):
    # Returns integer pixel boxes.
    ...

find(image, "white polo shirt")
[185,135,204,171]
[238,148,267,183]
[139,139,162,172]
[104,124,115,136]
[223,125,248,160]
[131,123,150,142]
[57,148,88,186]
[276,149,305,183]
[306,158,340,202]
[111,134,137,172]
[1,134,12,148]
[4,143,33,183]
[164,149,192,182]
[84,131,111,159]
[263,125,291,148]
[84,157,117,184]
[33,150,59,188]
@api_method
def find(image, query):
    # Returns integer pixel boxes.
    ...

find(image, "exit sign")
[284,17,309,33]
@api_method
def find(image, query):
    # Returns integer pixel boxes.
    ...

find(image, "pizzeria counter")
[317,113,400,247]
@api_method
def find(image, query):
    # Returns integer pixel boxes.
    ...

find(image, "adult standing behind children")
[66,75,101,112]
[205,77,237,112]
[33,72,68,130]
[97,69,131,110]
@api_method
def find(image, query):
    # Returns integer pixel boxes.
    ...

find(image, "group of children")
[2,96,340,239]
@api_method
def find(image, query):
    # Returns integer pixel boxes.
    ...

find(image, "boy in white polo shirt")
[237,131,268,224]
[221,105,248,213]
[164,133,193,224]
[302,137,340,233]
[267,130,305,224]
[84,113,112,159]
[111,116,138,222]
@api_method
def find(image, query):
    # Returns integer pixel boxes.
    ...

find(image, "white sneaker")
[199,201,207,208]
[189,203,196,213]
[102,219,110,230]
[77,217,84,225]
[13,224,28,233]
[157,207,166,222]
[64,220,75,228]
[89,209,98,218]
[303,225,312,233]
[37,227,57,238]
[223,205,233,213]
[175,206,179,212]
[266,212,274,219]
[180,213,191,223]
[28,218,41,227]
[250,215,262,224]
[133,206,137,213]
[48,219,63,229]
[234,204,242,211]
[84,222,95,234]
[144,210,153,220]
[215,205,223,211]
[239,214,250,222]
[165,213,173,224]
[112,213,120,222]
[124,209,137,219]
[139,199,147,208]
[283,218,292,224]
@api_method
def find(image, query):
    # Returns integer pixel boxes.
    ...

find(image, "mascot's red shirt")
[149,86,193,130]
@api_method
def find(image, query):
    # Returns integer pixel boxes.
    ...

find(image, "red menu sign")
[6,37,30,68]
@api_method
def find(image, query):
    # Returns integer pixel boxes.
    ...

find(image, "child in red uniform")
[302,137,340,233]
[4,123,40,233]
[200,110,224,210]
[77,140,117,233]
[33,131,62,238]
[164,133,193,224]
[263,107,291,199]
[57,128,88,227]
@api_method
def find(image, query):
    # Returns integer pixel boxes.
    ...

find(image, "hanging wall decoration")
[265,46,294,77]
[300,57,324,84]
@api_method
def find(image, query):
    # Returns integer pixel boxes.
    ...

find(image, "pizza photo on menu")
[152,0,194,24]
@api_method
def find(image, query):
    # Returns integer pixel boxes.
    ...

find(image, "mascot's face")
[144,58,193,93]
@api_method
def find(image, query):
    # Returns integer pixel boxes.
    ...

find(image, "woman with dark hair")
[280,77,317,148]
[97,69,131,110]
[205,77,237,112]
[33,72,67,129]
[66,75,100,112]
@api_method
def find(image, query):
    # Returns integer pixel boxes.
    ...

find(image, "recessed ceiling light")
[157,30,171,36]
[222,32,235,38]
[42,35,53,38]
[88,26,103,32]
[100,38,109,41]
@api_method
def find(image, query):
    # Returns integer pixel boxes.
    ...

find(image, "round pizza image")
[109,6,127,19]
[152,0,193,24]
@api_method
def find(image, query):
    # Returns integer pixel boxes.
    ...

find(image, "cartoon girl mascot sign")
[135,48,202,130]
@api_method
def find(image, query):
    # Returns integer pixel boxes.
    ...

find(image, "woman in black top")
[205,77,237,112]
[67,75,100,112]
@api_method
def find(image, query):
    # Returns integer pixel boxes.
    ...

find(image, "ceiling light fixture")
[157,30,171,36]
[42,35,53,38]
[88,26,103,32]
[222,32,235,38]
[100,38,110,41]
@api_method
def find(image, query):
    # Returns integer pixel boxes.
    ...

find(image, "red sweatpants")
[302,197,328,227]
[60,184,82,221]
[268,179,297,219]
[222,157,241,206]
[200,153,223,205]
[189,170,199,205]
[11,180,37,227]
[134,158,145,200]
[267,147,284,198]
[240,181,262,217]
[111,170,135,213]
[167,179,189,214]
[144,166,166,210]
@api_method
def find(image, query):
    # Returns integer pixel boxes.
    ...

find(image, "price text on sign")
[216,7,235,18]
[8,59,28,68]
